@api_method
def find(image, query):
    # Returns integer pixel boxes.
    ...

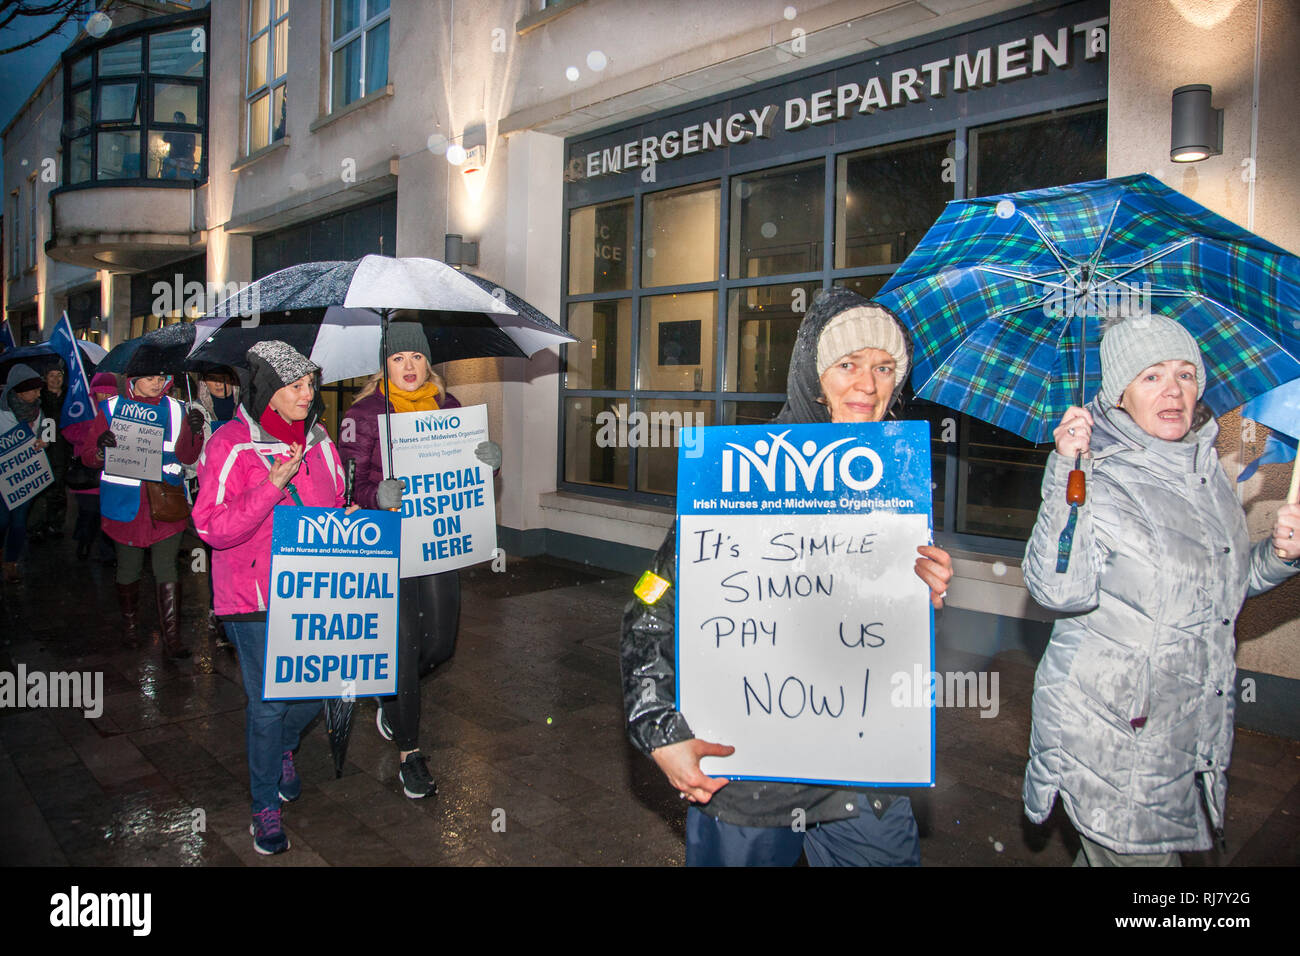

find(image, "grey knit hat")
[1098,314,1206,407]
[382,322,432,367]
[816,303,910,382]
[246,340,320,387]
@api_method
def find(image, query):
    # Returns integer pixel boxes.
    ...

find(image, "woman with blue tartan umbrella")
[1022,313,1300,866]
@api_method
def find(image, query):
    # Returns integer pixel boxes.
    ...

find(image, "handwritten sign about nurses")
[0,422,53,509]
[263,507,401,701]
[378,404,497,577]
[103,400,164,481]
[676,420,935,788]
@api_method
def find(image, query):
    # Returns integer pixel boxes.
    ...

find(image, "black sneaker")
[399,751,436,799]
[250,807,290,855]
[375,700,394,742]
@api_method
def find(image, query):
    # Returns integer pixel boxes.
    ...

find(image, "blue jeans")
[685,797,921,866]
[226,621,322,814]
[0,499,32,562]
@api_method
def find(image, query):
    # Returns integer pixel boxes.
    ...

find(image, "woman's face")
[45,369,64,391]
[1119,360,1198,441]
[15,386,41,404]
[203,373,232,398]
[133,375,167,399]
[268,373,315,422]
[387,350,431,391]
[818,348,896,424]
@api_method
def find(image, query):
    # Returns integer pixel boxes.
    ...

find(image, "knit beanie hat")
[247,340,320,387]
[382,322,433,367]
[816,304,910,383]
[1098,313,1206,407]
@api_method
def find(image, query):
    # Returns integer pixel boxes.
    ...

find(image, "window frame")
[246,0,289,154]
[328,0,391,113]
[559,100,1107,554]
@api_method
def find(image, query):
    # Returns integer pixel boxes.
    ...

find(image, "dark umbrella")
[0,338,106,378]
[323,697,355,779]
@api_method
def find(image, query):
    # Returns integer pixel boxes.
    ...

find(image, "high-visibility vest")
[99,395,185,523]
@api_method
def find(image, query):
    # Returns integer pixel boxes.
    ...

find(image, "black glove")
[376,478,404,510]
[187,409,206,438]
[97,429,117,451]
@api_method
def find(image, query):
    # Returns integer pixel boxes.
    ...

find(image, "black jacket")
[620,289,915,827]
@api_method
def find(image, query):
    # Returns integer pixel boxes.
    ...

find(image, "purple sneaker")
[250,807,290,855]
[277,750,301,803]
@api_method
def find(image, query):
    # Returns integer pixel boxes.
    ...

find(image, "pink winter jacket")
[192,405,346,616]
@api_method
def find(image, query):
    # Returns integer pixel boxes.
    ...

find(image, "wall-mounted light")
[1170,84,1223,163]
[462,145,486,175]
[444,233,478,269]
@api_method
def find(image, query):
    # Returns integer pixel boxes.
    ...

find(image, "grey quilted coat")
[1021,399,1295,854]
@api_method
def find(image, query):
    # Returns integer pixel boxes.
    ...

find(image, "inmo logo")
[297,513,382,546]
[721,431,883,493]
[414,415,461,433]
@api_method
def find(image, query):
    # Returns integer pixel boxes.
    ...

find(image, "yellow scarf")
[381,380,441,413]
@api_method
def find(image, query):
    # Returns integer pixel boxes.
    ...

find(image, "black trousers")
[385,570,460,751]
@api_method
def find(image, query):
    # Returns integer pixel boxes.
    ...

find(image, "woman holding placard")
[193,340,351,856]
[622,288,953,866]
[81,346,205,658]
[340,321,500,800]
[0,363,49,582]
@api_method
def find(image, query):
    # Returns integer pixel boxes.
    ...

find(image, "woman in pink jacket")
[193,341,350,856]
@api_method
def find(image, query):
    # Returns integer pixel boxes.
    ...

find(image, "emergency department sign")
[676,421,935,788]
[263,506,401,700]
[378,404,497,577]
[0,422,53,509]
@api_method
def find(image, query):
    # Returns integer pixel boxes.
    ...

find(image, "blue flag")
[49,312,96,427]
[0,319,15,351]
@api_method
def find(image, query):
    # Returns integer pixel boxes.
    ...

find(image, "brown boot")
[116,581,141,648]
[156,581,190,660]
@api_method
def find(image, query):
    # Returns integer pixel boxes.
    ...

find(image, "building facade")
[4,0,1299,733]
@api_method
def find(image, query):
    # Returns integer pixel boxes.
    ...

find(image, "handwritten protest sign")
[264,506,401,700]
[104,400,164,481]
[676,420,934,787]
[0,422,53,509]
[378,404,497,577]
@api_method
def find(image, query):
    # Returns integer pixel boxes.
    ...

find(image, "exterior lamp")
[444,234,478,269]
[1170,84,1222,163]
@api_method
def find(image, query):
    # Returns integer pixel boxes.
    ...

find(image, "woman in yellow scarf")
[339,322,501,798]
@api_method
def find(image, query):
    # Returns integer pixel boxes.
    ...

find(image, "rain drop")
[645,248,657,258]
[289,173,308,191]
[995,199,1016,219]
[426,133,448,154]
[86,11,112,38]
[994,841,1005,853]
[760,221,778,239]
[783,5,797,19]
[446,143,467,166]
[587,50,607,71]
[947,139,967,161]
[992,561,1007,577]
[565,66,580,82]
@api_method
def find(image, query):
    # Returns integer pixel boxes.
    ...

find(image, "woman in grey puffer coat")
[1022,314,1300,865]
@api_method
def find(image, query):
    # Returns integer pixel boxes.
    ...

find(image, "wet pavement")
[1,522,1297,867]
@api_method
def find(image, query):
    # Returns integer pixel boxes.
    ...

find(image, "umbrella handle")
[1066,452,1086,506]
[1275,455,1300,558]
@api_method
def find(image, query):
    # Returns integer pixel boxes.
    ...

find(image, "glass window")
[97,131,141,179]
[725,282,815,393]
[248,0,288,153]
[568,198,632,294]
[635,399,715,495]
[969,104,1107,197]
[68,136,92,185]
[642,181,719,287]
[249,94,270,152]
[564,397,630,489]
[152,82,200,125]
[564,300,631,390]
[729,160,823,279]
[834,274,888,299]
[149,28,204,77]
[70,56,91,86]
[638,292,716,392]
[148,130,203,180]
[98,38,142,77]
[835,135,952,269]
[248,33,268,93]
[98,82,139,123]
[330,0,390,110]
[70,88,92,134]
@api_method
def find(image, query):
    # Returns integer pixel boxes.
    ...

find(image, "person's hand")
[650,738,735,804]
[1272,502,1300,561]
[376,478,404,511]
[344,504,360,516]
[268,443,304,490]
[33,438,47,451]
[96,429,117,451]
[1054,406,1093,459]
[186,409,206,436]
[915,544,953,609]
[474,440,502,470]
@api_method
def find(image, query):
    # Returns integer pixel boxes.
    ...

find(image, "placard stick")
[1277,455,1300,558]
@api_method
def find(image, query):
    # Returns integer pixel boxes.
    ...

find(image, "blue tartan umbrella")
[1238,377,1300,489]
[878,173,1300,445]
